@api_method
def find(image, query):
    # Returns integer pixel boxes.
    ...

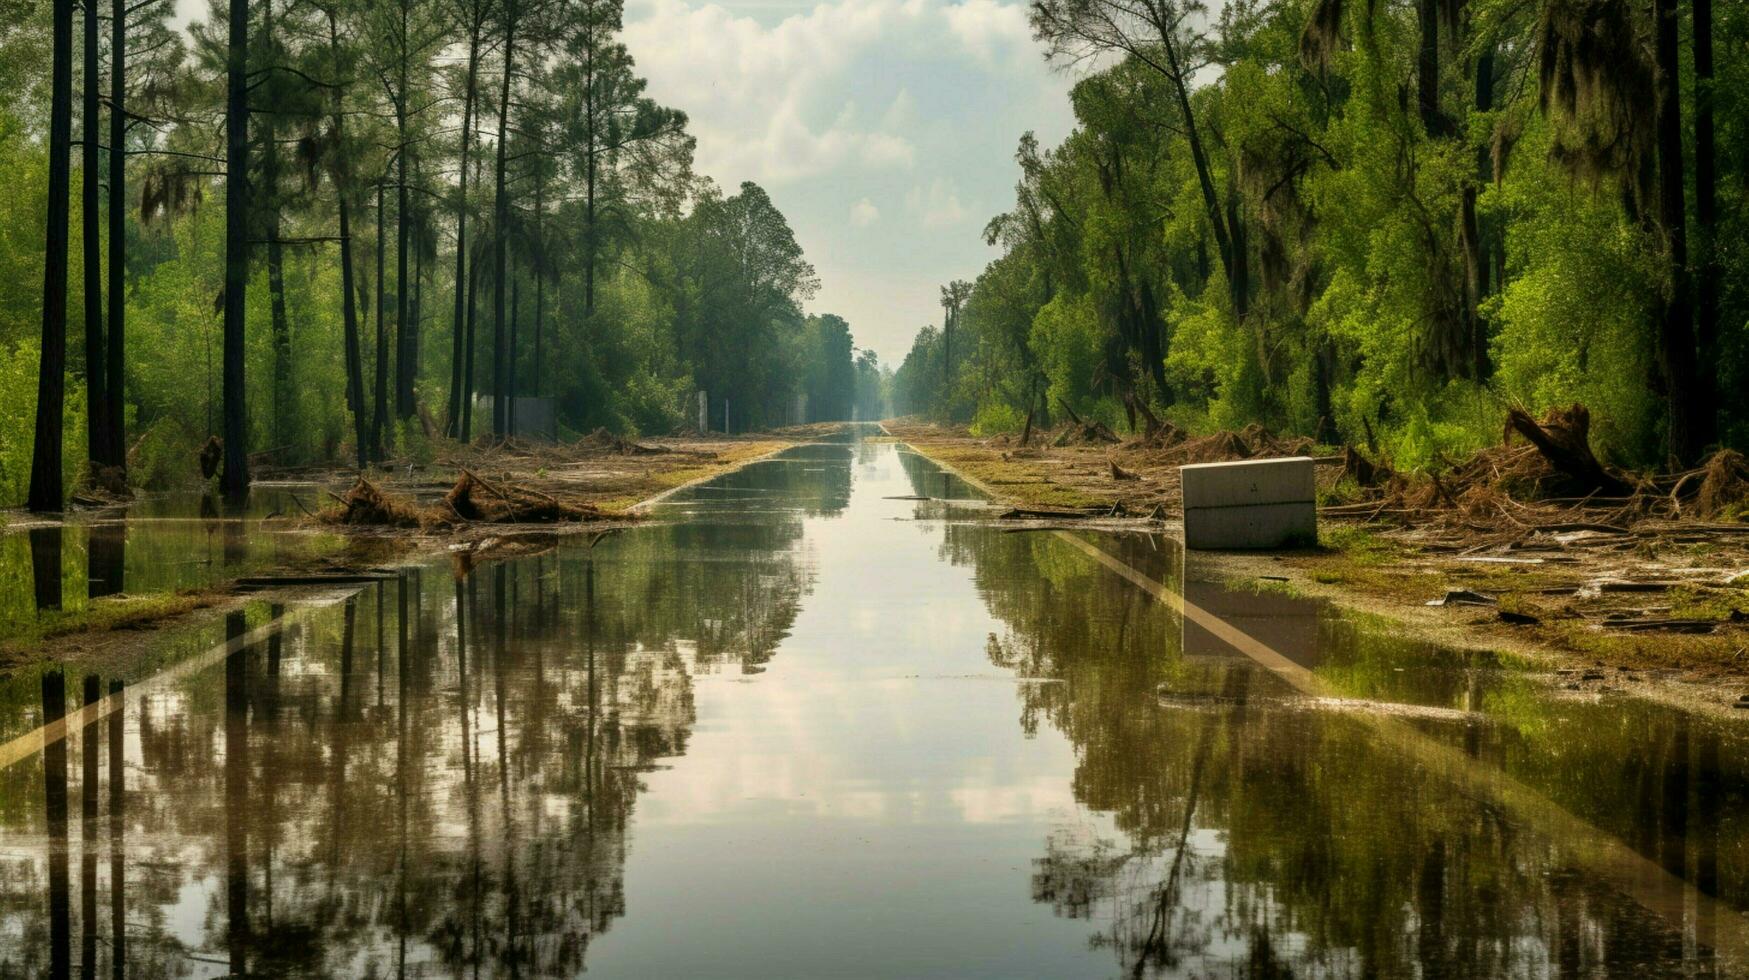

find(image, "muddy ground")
[886,419,1749,684]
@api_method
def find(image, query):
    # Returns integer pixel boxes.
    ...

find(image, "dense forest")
[894,0,1746,472]
[0,0,890,510]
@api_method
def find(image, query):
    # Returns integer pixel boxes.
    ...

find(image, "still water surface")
[1,433,1746,977]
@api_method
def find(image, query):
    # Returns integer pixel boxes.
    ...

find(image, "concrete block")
[1180,456,1317,550]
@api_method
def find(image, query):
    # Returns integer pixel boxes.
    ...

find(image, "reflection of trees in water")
[0,502,814,977]
[920,472,1737,976]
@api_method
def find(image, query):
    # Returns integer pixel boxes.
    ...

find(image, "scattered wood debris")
[320,471,621,530]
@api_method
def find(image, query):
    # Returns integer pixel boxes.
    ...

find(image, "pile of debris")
[1327,404,1749,539]
[576,427,670,455]
[320,469,619,530]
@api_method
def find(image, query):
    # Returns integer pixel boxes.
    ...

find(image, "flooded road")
[1,433,1746,977]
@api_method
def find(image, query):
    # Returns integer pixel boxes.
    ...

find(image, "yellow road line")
[0,609,310,771]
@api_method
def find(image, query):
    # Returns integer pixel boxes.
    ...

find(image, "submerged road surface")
[1,431,1746,977]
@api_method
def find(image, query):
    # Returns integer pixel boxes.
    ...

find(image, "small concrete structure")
[1180,456,1317,550]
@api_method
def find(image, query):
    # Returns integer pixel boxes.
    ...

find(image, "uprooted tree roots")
[1330,404,1749,534]
[321,469,621,530]
[577,427,670,455]
[443,469,605,522]
[324,478,432,528]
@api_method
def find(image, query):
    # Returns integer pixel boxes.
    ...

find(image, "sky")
[622,0,1077,365]
[173,0,1079,366]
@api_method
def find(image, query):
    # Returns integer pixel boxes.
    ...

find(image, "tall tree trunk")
[413,226,423,386]
[1693,0,1718,447]
[490,1,518,438]
[533,173,544,401]
[266,232,289,452]
[263,0,290,456]
[82,0,107,471]
[328,11,367,471]
[221,0,251,498]
[447,8,483,438]
[579,10,598,316]
[1653,0,1700,462]
[462,237,480,441]
[1159,27,1237,316]
[1459,41,1494,380]
[534,263,543,402]
[941,307,952,397]
[583,105,596,316]
[373,179,389,459]
[1225,193,1249,322]
[105,0,126,472]
[394,32,413,420]
[1416,0,1442,135]
[27,0,69,514]
[340,198,367,470]
[508,276,519,437]
[1313,339,1335,442]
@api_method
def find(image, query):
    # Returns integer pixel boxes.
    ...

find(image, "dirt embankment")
[889,411,1749,680]
[300,428,799,526]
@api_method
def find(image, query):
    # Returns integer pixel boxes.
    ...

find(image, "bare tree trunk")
[340,199,367,470]
[105,0,126,471]
[394,13,414,421]
[462,236,480,441]
[508,276,519,437]
[490,0,518,438]
[267,230,290,452]
[1459,40,1494,380]
[327,11,368,471]
[1693,0,1718,447]
[578,8,599,317]
[1417,0,1442,135]
[534,262,543,402]
[533,171,544,402]
[262,0,290,456]
[373,179,389,460]
[1653,0,1700,462]
[1159,25,1237,315]
[413,224,423,385]
[1225,193,1248,322]
[221,0,251,498]
[447,5,483,437]
[28,0,73,512]
[82,0,107,470]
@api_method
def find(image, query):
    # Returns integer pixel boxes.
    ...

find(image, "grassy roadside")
[1278,524,1749,676]
[609,439,792,511]
[895,424,1749,680]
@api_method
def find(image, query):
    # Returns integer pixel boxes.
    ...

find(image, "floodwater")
[0,484,349,633]
[1,431,1746,977]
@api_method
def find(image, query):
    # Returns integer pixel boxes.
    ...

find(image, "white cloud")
[622,0,1077,362]
[849,198,881,227]
[625,0,927,184]
[942,0,1036,67]
[908,178,968,228]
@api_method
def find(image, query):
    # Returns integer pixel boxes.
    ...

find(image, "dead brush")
[318,470,620,530]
